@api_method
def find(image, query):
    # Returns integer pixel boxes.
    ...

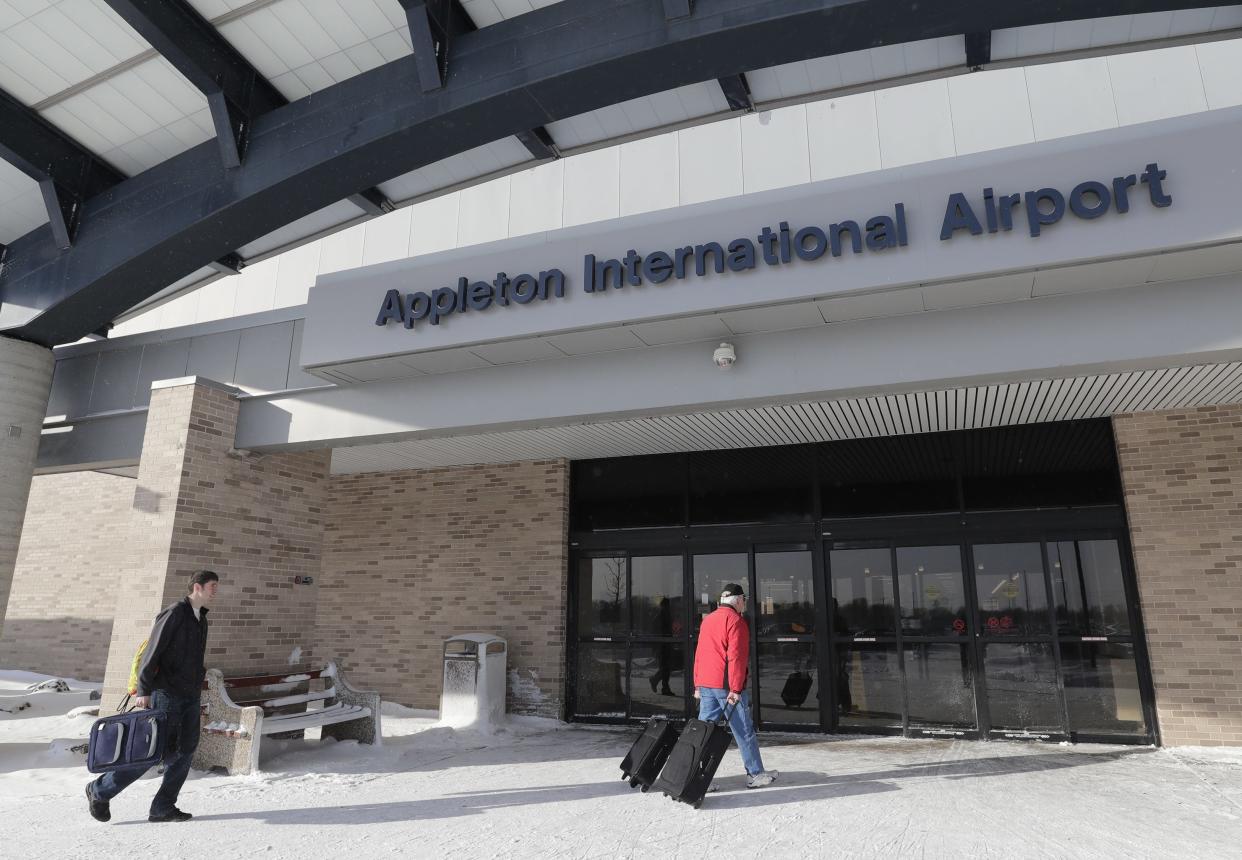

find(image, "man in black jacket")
[86,570,219,824]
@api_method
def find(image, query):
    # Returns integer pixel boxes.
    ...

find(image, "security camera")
[712,342,736,369]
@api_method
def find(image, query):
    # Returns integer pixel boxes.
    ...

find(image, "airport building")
[1,2,1241,747]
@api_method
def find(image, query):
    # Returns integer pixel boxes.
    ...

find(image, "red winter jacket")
[694,605,750,693]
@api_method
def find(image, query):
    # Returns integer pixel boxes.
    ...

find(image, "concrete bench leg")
[192,668,264,775]
[321,662,382,747]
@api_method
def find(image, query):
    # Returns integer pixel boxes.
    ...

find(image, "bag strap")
[116,693,130,713]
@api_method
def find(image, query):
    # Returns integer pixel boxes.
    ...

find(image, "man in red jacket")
[693,583,777,788]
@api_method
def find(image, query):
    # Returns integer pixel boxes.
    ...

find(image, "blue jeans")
[90,690,201,816]
[698,687,765,776]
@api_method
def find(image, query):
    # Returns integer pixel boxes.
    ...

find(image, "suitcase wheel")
[628,778,639,789]
[693,799,702,810]
[640,784,650,793]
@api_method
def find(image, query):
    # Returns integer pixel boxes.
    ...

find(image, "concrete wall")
[1114,404,1242,746]
[0,471,133,680]
[315,460,570,719]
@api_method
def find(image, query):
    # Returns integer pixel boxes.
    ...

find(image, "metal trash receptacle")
[440,633,507,728]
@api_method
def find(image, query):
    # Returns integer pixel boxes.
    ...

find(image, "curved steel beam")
[0,0,1218,346]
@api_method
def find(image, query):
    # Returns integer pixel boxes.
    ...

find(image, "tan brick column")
[99,378,330,711]
[1114,405,1242,746]
[0,336,54,641]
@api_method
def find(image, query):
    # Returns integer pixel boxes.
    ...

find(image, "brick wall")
[1114,404,1242,746]
[99,381,330,711]
[315,460,569,719]
[0,471,134,680]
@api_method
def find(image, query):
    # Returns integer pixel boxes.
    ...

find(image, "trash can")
[440,633,507,728]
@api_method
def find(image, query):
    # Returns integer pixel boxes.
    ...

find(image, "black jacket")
[136,598,209,698]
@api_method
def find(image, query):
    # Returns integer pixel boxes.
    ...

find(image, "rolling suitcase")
[86,708,168,774]
[780,671,813,707]
[619,716,679,791]
[651,705,734,809]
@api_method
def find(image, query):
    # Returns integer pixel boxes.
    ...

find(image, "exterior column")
[0,336,53,640]
[1114,405,1242,747]
[99,378,330,712]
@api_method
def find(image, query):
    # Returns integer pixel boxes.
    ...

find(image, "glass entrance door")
[970,542,1066,739]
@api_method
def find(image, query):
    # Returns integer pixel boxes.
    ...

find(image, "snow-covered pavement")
[2,669,1240,859]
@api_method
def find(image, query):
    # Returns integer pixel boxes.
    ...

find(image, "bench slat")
[255,689,335,710]
[260,703,370,736]
[201,667,331,690]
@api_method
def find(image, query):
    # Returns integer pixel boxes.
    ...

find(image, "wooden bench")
[192,660,381,775]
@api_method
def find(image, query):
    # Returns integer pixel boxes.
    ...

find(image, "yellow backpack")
[126,638,149,697]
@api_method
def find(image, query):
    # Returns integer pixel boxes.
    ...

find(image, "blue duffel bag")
[86,708,168,774]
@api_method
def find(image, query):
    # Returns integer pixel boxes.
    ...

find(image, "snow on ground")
[2,670,1241,859]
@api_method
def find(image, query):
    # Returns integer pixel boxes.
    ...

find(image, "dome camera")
[712,342,736,369]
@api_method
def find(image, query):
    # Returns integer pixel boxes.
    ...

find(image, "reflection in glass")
[897,546,968,637]
[758,642,818,725]
[982,643,1062,733]
[1049,540,1131,636]
[830,548,895,637]
[577,556,627,636]
[836,643,903,728]
[756,551,815,637]
[631,556,683,637]
[575,643,627,716]
[972,543,1051,636]
[693,553,748,633]
[905,644,976,728]
[631,642,687,718]
[1060,643,1146,735]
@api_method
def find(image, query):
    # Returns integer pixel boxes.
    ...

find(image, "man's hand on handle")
[134,695,151,709]
[726,691,740,706]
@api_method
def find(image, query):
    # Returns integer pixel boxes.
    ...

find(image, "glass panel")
[1049,540,1132,637]
[820,434,958,517]
[904,643,976,728]
[755,551,815,637]
[972,543,1051,636]
[574,643,627,716]
[959,421,1121,511]
[631,556,683,636]
[577,556,628,636]
[689,445,815,524]
[757,642,818,725]
[982,643,1063,733]
[836,643,903,728]
[897,546,969,637]
[1060,643,1147,735]
[830,548,896,638]
[692,553,748,634]
[571,454,684,530]
[630,642,688,717]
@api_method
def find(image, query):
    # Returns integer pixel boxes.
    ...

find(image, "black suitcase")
[620,717,679,790]
[651,710,734,809]
[87,708,168,774]
[781,671,813,707]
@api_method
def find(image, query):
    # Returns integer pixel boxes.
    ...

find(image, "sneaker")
[148,807,193,823]
[85,783,110,823]
[746,770,778,789]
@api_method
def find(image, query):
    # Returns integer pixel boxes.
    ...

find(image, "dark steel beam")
[400,0,476,92]
[348,189,397,217]
[717,73,754,112]
[664,0,694,18]
[0,0,1219,346]
[966,31,992,70]
[0,89,124,250]
[207,253,245,275]
[515,127,561,160]
[103,0,286,167]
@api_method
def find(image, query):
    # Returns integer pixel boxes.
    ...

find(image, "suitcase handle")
[145,717,160,759]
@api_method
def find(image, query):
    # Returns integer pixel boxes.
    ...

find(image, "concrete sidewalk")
[3,694,1241,860]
